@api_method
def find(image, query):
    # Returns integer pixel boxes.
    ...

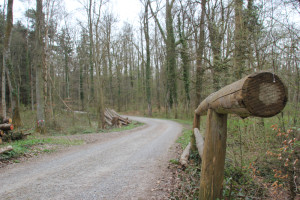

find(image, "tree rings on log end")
[242,72,287,118]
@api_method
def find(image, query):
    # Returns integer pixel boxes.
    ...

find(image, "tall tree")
[88,0,94,100]
[195,0,207,104]
[234,0,246,79]
[143,0,152,116]
[2,0,13,119]
[178,8,191,112]
[206,0,230,90]
[149,0,178,118]
[35,0,46,133]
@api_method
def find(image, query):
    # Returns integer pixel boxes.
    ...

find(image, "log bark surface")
[179,142,191,167]
[195,72,287,118]
[0,124,13,131]
[199,110,227,200]
[194,128,204,158]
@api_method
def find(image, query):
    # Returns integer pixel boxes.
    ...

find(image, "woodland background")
[0,0,299,199]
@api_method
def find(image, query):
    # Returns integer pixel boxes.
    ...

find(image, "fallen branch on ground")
[0,146,13,154]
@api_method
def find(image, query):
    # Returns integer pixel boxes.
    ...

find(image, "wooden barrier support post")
[199,109,227,199]
[192,72,288,199]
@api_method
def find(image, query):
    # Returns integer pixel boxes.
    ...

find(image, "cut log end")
[243,72,288,118]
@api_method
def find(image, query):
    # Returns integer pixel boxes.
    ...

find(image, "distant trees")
[0,0,298,130]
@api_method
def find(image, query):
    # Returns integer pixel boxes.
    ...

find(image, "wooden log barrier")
[195,72,287,118]
[193,72,287,200]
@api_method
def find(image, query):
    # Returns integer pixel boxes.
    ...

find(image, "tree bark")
[35,0,46,133]
[195,0,206,104]
[144,1,152,117]
[2,0,13,119]
[234,0,246,79]
[88,0,94,100]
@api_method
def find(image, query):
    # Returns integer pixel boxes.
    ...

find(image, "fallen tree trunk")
[194,128,204,158]
[0,145,13,154]
[0,124,13,131]
[195,72,287,118]
[179,142,191,167]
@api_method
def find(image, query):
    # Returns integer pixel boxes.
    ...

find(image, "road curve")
[0,116,182,200]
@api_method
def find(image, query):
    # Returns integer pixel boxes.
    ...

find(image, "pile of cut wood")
[104,108,131,127]
[0,117,14,144]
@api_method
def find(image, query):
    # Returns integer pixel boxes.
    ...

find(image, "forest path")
[0,116,182,200]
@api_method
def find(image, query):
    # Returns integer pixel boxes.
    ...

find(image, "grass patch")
[0,136,84,160]
[169,159,180,165]
[172,119,193,126]
[177,129,193,149]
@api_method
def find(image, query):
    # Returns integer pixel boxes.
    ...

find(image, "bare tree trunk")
[154,25,161,112]
[234,0,245,79]
[144,1,152,117]
[196,0,206,104]
[88,0,94,100]
[2,0,13,119]
[35,0,46,133]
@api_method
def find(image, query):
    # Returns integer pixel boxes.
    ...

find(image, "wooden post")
[199,109,227,200]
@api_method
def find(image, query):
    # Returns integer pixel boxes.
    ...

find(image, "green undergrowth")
[169,105,299,199]
[0,136,84,160]
[20,109,143,136]
[177,129,193,149]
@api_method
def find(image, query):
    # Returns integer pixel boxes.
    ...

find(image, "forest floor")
[0,116,184,199]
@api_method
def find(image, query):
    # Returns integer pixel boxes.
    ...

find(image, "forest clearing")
[0,0,299,199]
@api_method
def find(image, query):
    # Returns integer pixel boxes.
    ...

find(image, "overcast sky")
[1,0,142,27]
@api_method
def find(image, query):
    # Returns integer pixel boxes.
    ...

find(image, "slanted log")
[179,142,191,167]
[105,117,112,126]
[195,72,287,118]
[0,145,13,154]
[0,124,13,131]
[194,128,204,158]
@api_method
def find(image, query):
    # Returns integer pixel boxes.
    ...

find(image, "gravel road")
[0,116,182,200]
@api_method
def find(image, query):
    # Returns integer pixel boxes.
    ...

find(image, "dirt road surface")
[0,116,182,200]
